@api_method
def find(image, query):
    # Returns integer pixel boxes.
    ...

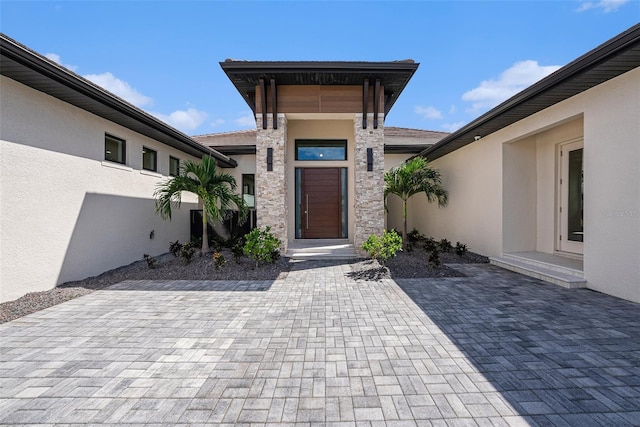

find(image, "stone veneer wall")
[255,113,288,252]
[353,113,385,251]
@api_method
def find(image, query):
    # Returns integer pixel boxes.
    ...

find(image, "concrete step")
[286,240,360,260]
[501,253,584,277]
[490,256,586,289]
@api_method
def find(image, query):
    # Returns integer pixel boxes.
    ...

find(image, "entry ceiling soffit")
[220,60,419,116]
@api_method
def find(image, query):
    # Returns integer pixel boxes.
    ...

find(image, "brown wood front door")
[299,168,342,239]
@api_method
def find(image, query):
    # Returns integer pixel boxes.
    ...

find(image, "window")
[295,140,347,161]
[242,174,255,208]
[169,156,180,176]
[105,134,125,164]
[142,147,157,172]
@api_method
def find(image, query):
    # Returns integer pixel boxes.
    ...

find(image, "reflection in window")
[242,174,255,208]
[169,156,180,176]
[142,147,157,172]
[105,134,125,164]
[295,140,347,161]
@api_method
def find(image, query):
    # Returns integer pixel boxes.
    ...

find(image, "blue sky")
[2,1,638,135]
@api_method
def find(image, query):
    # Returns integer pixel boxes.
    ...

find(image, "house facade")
[193,126,447,240]
[205,60,422,253]
[2,24,638,305]
[409,24,640,303]
[0,34,234,303]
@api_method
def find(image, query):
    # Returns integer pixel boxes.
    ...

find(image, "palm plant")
[384,157,448,250]
[154,155,248,254]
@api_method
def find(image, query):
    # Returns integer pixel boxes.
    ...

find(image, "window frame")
[295,139,348,161]
[104,134,126,165]
[169,156,180,177]
[142,146,158,172]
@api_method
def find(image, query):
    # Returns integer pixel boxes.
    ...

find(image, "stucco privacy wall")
[354,113,385,250]
[255,114,288,251]
[410,67,640,303]
[410,134,504,257]
[0,76,199,303]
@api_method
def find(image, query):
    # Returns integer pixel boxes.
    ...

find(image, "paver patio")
[1,261,639,426]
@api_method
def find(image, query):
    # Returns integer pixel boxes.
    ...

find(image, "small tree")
[384,157,448,250]
[154,155,248,254]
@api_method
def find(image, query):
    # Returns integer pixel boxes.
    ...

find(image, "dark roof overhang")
[384,144,432,154]
[220,60,419,116]
[0,33,236,168]
[416,23,640,161]
[206,145,257,156]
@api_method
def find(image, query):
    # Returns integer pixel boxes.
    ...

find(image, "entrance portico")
[220,60,418,252]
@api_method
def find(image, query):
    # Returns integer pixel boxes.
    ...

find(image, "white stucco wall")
[582,68,639,303]
[409,67,640,303]
[410,137,504,257]
[0,76,199,303]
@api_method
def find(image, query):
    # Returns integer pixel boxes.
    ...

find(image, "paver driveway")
[1,261,639,426]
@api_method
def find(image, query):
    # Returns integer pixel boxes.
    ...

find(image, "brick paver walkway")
[1,261,639,426]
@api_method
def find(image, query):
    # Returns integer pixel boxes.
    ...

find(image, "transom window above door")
[295,140,347,161]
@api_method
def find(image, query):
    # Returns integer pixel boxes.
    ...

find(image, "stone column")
[255,113,288,252]
[353,113,385,252]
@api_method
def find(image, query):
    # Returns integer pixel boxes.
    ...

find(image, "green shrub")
[243,226,282,267]
[427,250,441,268]
[212,251,226,271]
[143,254,157,269]
[407,228,425,244]
[231,238,245,262]
[169,240,182,257]
[439,238,453,253]
[423,237,438,253]
[362,229,403,265]
[455,242,468,257]
[180,241,196,264]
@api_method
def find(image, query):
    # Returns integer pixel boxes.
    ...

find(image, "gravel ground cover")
[0,246,488,324]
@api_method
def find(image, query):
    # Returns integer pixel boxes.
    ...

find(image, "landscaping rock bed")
[0,246,489,324]
[348,247,489,280]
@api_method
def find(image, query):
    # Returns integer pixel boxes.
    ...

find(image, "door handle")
[305,194,309,230]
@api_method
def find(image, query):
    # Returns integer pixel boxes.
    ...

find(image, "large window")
[142,147,157,172]
[242,174,255,208]
[295,140,347,161]
[169,156,180,176]
[105,134,125,164]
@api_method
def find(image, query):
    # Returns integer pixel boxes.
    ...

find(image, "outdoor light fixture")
[474,135,481,141]
[267,147,273,171]
[367,148,373,171]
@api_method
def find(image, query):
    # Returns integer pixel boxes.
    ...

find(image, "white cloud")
[441,121,465,132]
[152,108,208,132]
[210,118,225,128]
[83,72,153,107]
[462,60,561,113]
[44,53,77,72]
[448,105,457,115]
[577,0,628,12]
[414,105,443,120]
[235,113,256,127]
